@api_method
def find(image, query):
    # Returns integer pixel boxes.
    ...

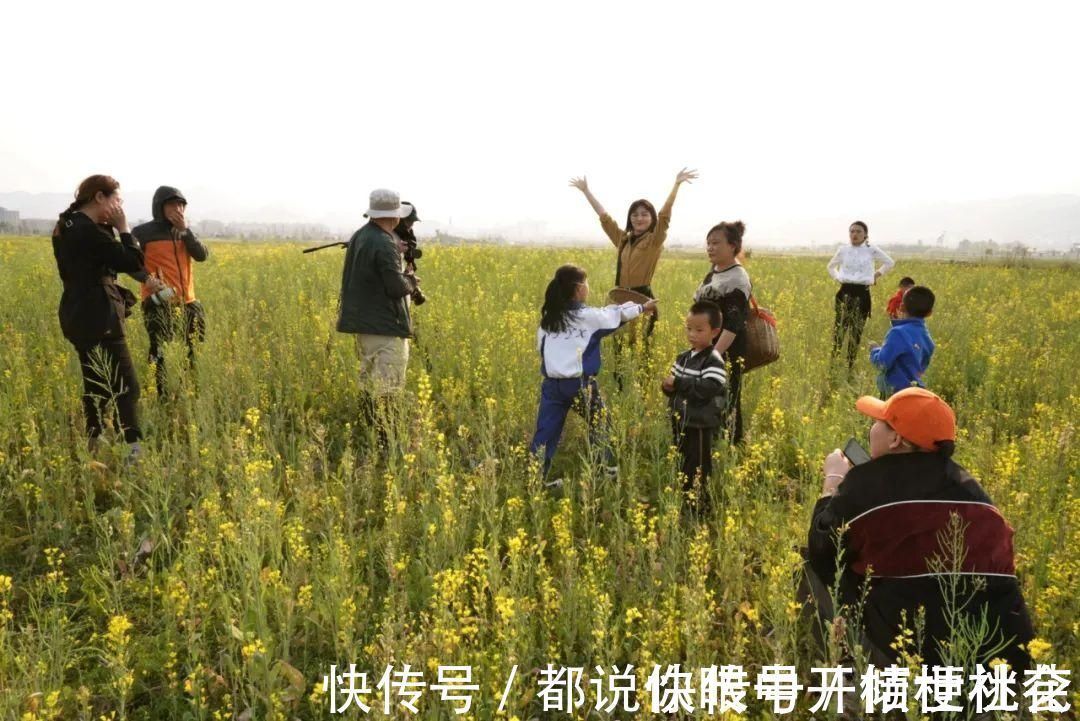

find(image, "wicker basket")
[606,287,654,335]
[743,296,780,371]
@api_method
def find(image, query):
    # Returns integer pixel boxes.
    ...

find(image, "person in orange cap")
[803,388,1035,671]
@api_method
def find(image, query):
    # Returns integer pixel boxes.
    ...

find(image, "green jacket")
[336,221,415,337]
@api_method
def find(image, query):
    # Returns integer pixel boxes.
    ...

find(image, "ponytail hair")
[540,264,587,333]
[54,175,120,238]
[707,220,746,256]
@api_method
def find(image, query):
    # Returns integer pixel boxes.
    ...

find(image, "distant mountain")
[0,190,155,221]
[766,194,1080,249]
[3,190,1078,248]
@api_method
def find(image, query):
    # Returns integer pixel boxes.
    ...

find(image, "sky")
[3,0,1079,244]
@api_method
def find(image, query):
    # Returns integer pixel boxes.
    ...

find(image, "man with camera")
[337,188,420,409]
[131,186,209,396]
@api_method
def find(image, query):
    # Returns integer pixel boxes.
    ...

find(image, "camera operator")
[394,202,426,306]
[337,189,419,433]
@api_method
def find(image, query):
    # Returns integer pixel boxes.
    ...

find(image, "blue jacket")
[870,318,934,392]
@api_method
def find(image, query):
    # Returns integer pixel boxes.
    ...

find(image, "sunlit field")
[0,235,1076,719]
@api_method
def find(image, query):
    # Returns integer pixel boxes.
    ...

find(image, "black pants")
[673,422,716,489]
[76,338,142,443]
[144,299,206,395]
[612,288,656,391]
[725,355,745,445]
[832,284,871,370]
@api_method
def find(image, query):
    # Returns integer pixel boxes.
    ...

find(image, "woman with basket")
[693,221,778,444]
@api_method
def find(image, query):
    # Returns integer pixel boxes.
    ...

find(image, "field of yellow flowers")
[0,235,1076,720]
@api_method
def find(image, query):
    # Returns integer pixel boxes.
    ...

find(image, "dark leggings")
[725,354,745,445]
[76,338,142,443]
[832,284,871,370]
[673,423,716,491]
[144,299,206,395]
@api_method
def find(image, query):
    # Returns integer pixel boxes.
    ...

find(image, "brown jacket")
[599,186,678,288]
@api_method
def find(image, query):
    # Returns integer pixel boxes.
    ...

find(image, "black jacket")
[336,221,415,338]
[807,452,1035,670]
[52,212,145,348]
[664,348,728,429]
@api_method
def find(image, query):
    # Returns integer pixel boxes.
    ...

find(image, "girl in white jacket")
[529,264,658,483]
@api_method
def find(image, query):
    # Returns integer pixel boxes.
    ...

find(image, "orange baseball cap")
[855,387,956,451]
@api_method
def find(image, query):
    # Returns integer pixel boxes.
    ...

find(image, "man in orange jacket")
[132,186,209,395]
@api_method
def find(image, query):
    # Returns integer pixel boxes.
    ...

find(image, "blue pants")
[529,377,615,477]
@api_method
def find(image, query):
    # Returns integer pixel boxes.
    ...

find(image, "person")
[869,285,935,397]
[337,189,419,438]
[51,175,146,460]
[827,221,895,371]
[662,301,728,508]
[131,186,209,396]
[693,221,751,445]
[885,276,915,320]
[529,264,657,486]
[569,168,697,340]
[804,388,1035,671]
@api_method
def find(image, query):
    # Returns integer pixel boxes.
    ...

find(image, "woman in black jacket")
[693,221,752,444]
[52,175,146,458]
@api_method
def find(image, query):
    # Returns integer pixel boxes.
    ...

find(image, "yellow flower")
[1026,637,1052,661]
[106,614,133,648]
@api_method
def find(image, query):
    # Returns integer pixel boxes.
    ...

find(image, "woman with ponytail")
[52,175,147,459]
[693,221,752,444]
[529,264,658,487]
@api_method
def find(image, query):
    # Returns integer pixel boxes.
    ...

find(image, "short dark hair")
[902,285,935,318]
[850,220,869,235]
[707,220,745,256]
[689,300,722,329]
[898,276,915,287]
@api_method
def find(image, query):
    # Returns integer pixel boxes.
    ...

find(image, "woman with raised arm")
[569,168,697,339]
[52,175,147,461]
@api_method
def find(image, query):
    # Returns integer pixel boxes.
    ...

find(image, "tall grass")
[0,236,1076,719]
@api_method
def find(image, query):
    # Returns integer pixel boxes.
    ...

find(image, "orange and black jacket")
[131,186,209,304]
[52,211,145,348]
[807,452,1035,670]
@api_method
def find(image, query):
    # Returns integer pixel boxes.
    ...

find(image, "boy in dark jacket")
[662,302,729,504]
[870,285,935,397]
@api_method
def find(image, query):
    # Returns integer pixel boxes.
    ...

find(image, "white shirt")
[827,243,895,285]
[537,302,643,378]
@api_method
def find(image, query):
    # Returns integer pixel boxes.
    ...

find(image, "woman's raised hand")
[675,167,699,185]
[569,176,589,193]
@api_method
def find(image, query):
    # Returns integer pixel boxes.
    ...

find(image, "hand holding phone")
[842,437,871,466]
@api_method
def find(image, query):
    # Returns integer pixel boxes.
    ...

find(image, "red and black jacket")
[807,452,1034,670]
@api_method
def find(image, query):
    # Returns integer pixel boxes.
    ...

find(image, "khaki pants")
[355,334,409,396]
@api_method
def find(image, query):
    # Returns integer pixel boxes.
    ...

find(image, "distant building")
[20,218,57,235]
[0,206,19,229]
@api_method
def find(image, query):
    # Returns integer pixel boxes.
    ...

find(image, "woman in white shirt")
[826,221,895,370]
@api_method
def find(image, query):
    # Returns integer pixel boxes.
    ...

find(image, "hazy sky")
[3,1,1079,243]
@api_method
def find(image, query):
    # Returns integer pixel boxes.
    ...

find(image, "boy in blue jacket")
[869,286,935,397]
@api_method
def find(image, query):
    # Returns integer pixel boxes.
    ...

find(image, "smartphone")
[842,437,871,466]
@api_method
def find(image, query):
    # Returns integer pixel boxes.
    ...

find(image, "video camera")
[398,203,426,306]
